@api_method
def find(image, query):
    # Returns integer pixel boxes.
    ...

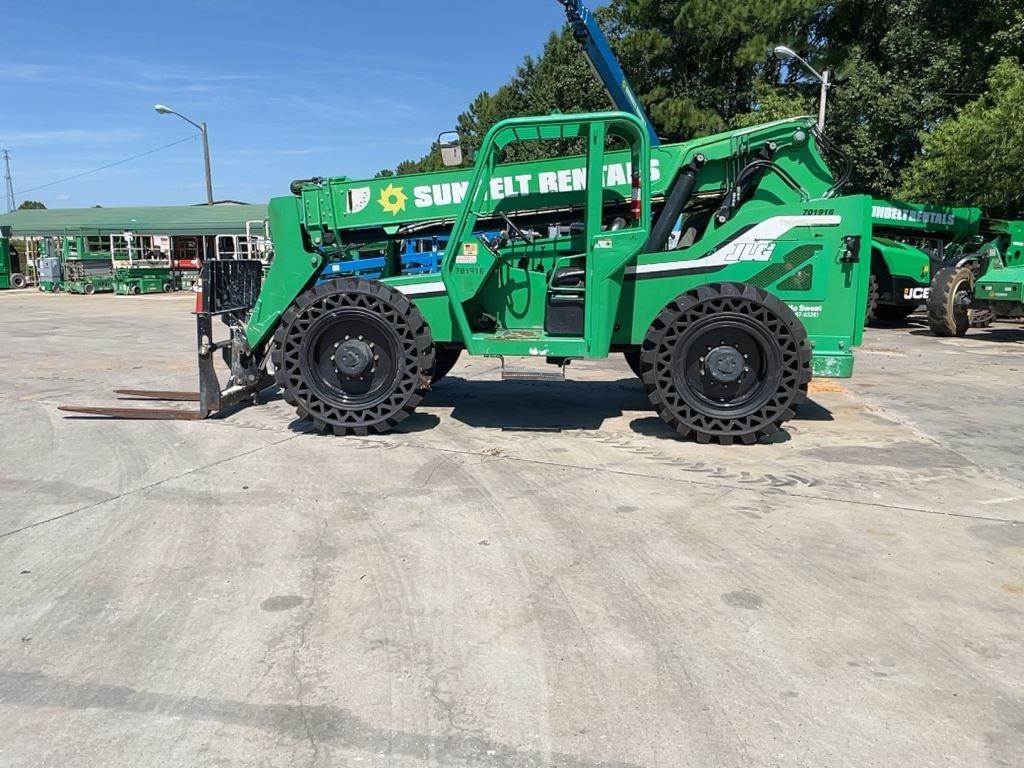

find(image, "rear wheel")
[162,282,173,293]
[639,282,811,445]
[928,266,972,337]
[129,284,141,296]
[271,278,434,435]
[10,273,27,289]
[83,283,96,295]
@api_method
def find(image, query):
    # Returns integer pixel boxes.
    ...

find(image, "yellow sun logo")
[378,183,408,216]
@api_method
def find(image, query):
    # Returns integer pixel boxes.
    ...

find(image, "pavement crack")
[355,435,1023,525]
[0,432,306,540]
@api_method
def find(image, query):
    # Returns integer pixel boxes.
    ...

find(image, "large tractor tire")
[271,278,435,435]
[927,266,973,337]
[874,303,917,323]
[638,282,811,445]
[430,345,462,384]
[865,273,880,325]
[10,273,27,290]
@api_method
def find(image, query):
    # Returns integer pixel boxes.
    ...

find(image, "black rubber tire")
[162,283,173,293]
[83,283,96,295]
[10,273,27,289]
[129,284,141,296]
[430,345,462,384]
[623,349,643,379]
[639,282,812,445]
[271,278,435,435]
[865,272,880,325]
[874,303,916,323]
[928,266,972,337]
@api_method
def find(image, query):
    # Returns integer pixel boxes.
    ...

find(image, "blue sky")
[2,0,568,208]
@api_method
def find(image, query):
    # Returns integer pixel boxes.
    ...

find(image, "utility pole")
[2,149,14,212]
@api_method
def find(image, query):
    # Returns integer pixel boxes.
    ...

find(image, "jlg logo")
[715,240,776,262]
[903,287,929,300]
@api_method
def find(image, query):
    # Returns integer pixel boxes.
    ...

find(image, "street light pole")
[817,69,830,132]
[772,46,830,132]
[199,123,213,206]
[154,104,214,205]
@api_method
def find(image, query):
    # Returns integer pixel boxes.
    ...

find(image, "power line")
[13,134,198,196]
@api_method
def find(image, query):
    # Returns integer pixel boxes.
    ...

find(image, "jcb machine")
[867,199,981,323]
[62,2,873,444]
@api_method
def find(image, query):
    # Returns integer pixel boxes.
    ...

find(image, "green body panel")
[248,112,870,377]
[871,237,930,282]
[0,229,10,290]
[975,266,1024,303]
[973,220,1024,312]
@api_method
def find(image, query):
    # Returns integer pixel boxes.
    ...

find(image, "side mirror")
[438,131,463,167]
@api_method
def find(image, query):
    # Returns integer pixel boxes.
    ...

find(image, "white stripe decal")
[394,281,446,296]
[391,214,841,292]
[626,214,842,276]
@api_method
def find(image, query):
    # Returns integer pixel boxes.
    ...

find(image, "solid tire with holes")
[430,345,462,384]
[927,266,973,337]
[638,282,812,445]
[271,278,434,435]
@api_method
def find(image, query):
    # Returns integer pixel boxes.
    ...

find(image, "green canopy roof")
[0,203,269,237]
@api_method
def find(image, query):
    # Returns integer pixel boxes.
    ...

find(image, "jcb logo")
[903,287,929,300]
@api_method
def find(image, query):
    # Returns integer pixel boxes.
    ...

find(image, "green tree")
[17,200,45,210]
[899,58,1024,218]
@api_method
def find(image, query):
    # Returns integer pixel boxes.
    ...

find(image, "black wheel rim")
[649,291,804,438]
[298,308,404,411]
[672,314,782,418]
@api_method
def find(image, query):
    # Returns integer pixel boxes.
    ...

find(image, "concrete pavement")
[1,290,1022,767]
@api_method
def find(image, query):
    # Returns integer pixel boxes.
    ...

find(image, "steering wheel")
[500,211,535,244]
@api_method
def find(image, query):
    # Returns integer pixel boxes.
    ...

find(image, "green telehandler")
[62,111,873,444]
[928,217,1024,336]
[866,199,981,324]
[61,2,874,444]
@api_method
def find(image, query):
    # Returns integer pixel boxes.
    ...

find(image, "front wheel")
[927,267,973,337]
[271,278,435,435]
[639,283,812,445]
[83,283,96,295]
[10,273,27,289]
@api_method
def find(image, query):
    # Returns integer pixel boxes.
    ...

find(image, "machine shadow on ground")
[422,375,649,431]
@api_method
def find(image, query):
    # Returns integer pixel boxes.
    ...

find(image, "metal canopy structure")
[0,203,268,237]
